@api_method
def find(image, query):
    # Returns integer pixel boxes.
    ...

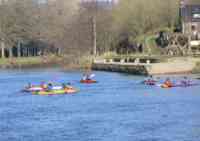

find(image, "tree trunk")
[57,48,61,55]
[33,48,35,56]
[92,16,97,56]
[17,41,21,57]
[188,34,192,54]
[35,48,37,56]
[27,47,29,57]
[1,41,5,58]
[9,47,13,58]
[21,47,24,57]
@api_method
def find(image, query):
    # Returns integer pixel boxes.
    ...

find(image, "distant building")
[180,0,200,40]
[180,0,200,53]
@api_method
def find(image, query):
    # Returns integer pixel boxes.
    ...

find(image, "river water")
[0,69,200,141]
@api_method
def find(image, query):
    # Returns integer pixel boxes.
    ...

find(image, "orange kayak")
[161,84,174,88]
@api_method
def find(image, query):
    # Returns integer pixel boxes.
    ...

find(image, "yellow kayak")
[32,88,78,95]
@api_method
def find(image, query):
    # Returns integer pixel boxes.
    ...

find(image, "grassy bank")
[0,56,62,68]
[0,54,96,70]
[61,55,94,71]
[0,57,43,65]
[192,62,200,73]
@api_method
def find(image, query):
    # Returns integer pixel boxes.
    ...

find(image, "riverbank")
[0,56,62,69]
[1,55,200,76]
[0,55,93,70]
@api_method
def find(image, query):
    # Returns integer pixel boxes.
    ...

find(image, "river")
[0,69,200,141]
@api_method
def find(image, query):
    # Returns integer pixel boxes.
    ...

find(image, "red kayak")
[80,79,97,84]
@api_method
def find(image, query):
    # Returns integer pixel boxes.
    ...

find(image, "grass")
[78,55,94,69]
[0,56,59,66]
[192,61,200,74]
[101,53,168,61]
[145,35,164,55]
[0,55,96,69]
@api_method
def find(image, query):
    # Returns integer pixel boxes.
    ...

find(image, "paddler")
[144,75,156,85]
[82,68,95,80]
[148,75,154,82]
[47,83,53,91]
[62,83,73,90]
[62,83,67,89]
[66,83,73,89]
[40,81,47,89]
[163,78,173,87]
[82,73,91,81]
[181,76,190,86]
[27,83,32,88]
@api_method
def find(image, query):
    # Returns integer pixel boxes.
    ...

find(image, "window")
[193,13,200,19]
[192,6,200,20]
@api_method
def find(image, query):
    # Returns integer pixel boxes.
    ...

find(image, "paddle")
[82,74,95,80]
[89,74,95,79]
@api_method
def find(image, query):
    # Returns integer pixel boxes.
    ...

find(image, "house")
[180,0,200,52]
[181,0,200,36]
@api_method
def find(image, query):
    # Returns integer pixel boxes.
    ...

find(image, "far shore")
[0,56,60,69]
[1,55,200,77]
[0,55,92,70]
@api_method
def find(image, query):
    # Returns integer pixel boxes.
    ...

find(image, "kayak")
[23,86,63,92]
[23,86,43,92]
[159,83,199,88]
[32,88,78,95]
[143,80,157,86]
[174,83,199,87]
[160,84,173,88]
[80,79,97,84]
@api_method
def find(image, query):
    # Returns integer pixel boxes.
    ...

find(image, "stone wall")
[92,63,149,75]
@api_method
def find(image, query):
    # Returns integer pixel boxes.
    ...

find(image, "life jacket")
[41,84,47,89]
[65,86,73,90]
